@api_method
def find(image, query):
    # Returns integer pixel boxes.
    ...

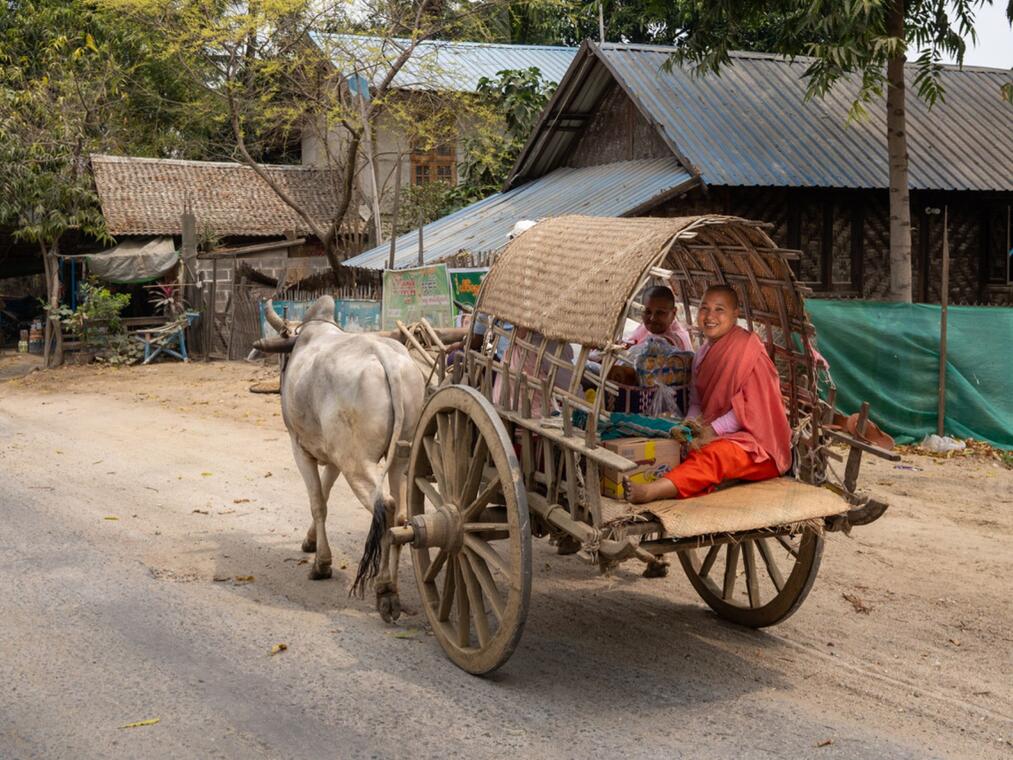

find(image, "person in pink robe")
[626,285,791,503]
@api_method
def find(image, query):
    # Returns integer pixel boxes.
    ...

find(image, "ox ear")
[305,295,337,323]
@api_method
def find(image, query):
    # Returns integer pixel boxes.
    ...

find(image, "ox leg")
[303,464,340,554]
[291,443,333,580]
[383,462,409,613]
[344,464,400,622]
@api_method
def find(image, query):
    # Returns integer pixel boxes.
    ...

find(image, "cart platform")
[601,478,846,539]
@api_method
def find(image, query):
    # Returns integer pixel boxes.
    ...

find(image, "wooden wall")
[648,186,1013,304]
[566,82,671,167]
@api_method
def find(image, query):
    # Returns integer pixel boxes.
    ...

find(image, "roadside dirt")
[1,360,1010,758]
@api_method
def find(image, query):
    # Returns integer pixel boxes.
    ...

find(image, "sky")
[912,3,1013,69]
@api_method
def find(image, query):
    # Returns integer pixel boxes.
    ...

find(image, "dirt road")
[1,361,1010,759]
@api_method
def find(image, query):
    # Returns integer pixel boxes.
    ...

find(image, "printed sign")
[335,299,381,333]
[381,264,453,329]
[260,299,382,338]
[449,268,488,316]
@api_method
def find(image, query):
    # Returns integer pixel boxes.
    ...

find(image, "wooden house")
[348,42,1013,305]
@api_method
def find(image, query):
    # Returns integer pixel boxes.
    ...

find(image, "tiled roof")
[91,154,344,238]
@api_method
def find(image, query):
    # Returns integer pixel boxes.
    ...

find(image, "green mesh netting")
[806,301,1013,450]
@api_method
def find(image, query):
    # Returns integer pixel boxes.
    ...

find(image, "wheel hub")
[407,504,464,551]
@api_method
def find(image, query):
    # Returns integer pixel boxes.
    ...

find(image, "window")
[983,203,1012,285]
[411,143,456,186]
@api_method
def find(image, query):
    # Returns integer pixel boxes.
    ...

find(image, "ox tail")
[350,347,407,598]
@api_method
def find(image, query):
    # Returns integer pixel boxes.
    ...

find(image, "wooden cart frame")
[388,215,897,674]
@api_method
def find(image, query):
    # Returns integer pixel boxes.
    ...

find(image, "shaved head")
[703,285,740,310]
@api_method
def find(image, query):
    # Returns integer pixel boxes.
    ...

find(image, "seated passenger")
[626,285,693,352]
[606,285,692,387]
[626,285,791,504]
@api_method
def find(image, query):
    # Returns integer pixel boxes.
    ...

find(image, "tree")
[452,67,557,204]
[107,0,515,280]
[664,0,1013,303]
[0,1,206,365]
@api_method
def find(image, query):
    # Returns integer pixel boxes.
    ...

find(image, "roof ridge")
[89,154,329,171]
[600,42,1012,74]
[315,32,578,52]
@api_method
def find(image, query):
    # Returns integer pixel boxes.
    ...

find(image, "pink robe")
[694,326,792,474]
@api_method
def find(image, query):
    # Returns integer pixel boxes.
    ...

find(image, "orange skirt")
[663,439,780,499]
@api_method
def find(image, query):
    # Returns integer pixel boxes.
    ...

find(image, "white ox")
[265,296,425,621]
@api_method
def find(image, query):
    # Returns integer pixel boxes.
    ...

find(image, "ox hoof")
[376,584,402,623]
[301,537,316,553]
[642,560,669,579]
[309,563,332,580]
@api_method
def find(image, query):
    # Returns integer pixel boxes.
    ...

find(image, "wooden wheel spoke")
[464,522,510,533]
[775,533,799,558]
[461,436,489,506]
[463,547,504,624]
[415,477,444,508]
[699,544,721,579]
[463,534,508,579]
[437,559,455,621]
[422,436,447,494]
[756,537,786,592]
[723,543,741,601]
[454,559,470,647]
[459,553,491,648]
[743,541,761,608]
[436,413,456,501]
[453,411,470,500]
[463,476,501,521]
[423,548,448,584]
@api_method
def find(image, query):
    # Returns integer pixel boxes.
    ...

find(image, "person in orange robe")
[626,285,792,503]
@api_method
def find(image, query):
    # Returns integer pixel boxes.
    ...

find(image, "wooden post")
[417,205,424,266]
[937,206,949,435]
[205,257,218,361]
[180,198,197,309]
[388,158,401,270]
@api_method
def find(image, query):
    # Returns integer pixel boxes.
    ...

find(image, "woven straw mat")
[605,478,845,538]
[477,215,708,348]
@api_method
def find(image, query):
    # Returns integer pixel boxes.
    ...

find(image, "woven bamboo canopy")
[477,214,802,349]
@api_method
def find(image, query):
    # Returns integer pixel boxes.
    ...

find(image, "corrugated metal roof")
[512,43,1013,192]
[344,158,695,269]
[313,34,577,92]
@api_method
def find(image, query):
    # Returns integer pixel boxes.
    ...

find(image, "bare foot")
[624,476,679,504]
[625,478,651,504]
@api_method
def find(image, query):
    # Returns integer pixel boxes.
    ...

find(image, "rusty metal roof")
[344,158,695,269]
[314,34,577,93]
[91,155,345,238]
[511,42,1013,192]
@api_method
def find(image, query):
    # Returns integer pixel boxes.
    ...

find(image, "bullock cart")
[388,215,898,674]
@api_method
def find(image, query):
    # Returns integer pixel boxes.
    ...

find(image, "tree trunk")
[886,0,913,302]
[41,239,64,368]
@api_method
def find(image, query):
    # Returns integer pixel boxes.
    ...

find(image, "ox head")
[256,296,339,354]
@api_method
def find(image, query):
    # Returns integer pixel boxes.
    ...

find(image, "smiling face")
[697,289,739,341]
[642,295,676,336]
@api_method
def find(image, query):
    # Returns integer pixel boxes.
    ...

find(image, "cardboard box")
[601,436,682,499]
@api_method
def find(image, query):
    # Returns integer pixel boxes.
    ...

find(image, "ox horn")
[263,299,290,337]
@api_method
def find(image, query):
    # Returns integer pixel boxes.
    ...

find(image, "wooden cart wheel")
[677,528,823,627]
[406,385,531,674]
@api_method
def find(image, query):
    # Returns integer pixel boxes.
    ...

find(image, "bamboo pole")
[937,206,949,436]
[417,205,424,266]
[387,158,402,270]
